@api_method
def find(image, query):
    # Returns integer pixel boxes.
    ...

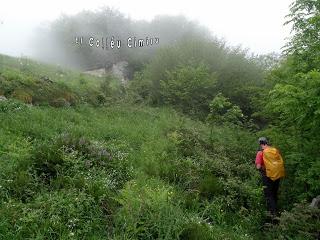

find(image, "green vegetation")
[0,0,319,239]
[0,100,263,239]
[0,54,122,107]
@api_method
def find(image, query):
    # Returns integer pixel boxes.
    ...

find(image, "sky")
[0,0,294,57]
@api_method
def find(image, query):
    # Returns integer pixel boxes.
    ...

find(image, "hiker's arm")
[255,151,264,170]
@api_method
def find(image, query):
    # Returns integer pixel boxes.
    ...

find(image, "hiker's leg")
[261,173,274,214]
[273,179,280,212]
[268,179,279,216]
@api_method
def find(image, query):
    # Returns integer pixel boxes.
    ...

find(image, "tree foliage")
[207,93,244,126]
[262,0,320,203]
[159,64,217,117]
[130,38,265,118]
[284,0,320,72]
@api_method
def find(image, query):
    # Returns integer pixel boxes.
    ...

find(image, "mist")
[0,0,293,64]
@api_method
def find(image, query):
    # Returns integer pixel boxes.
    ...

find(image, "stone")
[310,195,320,208]
[40,76,53,83]
[0,95,7,101]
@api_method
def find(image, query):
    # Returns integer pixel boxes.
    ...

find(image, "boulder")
[40,76,53,83]
[310,195,320,208]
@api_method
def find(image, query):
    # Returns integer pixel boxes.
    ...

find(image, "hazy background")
[0,0,293,57]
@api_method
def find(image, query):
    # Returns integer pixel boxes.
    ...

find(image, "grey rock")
[40,76,53,83]
[310,195,320,208]
[0,95,7,101]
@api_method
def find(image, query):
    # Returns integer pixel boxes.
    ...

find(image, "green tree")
[284,0,320,72]
[159,64,217,117]
[207,93,244,126]
[134,38,265,118]
[265,70,320,200]
[262,0,320,203]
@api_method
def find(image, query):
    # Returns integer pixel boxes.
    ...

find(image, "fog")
[0,0,293,59]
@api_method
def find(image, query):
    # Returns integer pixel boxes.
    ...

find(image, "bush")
[198,174,222,199]
[0,99,28,113]
[179,222,212,240]
[11,89,33,104]
[113,177,188,239]
[158,127,209,189]
[31,139,65,183]
[268,201,320,240]
[50,97,70,107]
[207,93,244,126]
[129,38,264,118]
[30,134,132,189]
[62,92,78,106]
[159,64,217,118]
[6,170,38,202]
[97,93,107,105]
[0,190,108,239]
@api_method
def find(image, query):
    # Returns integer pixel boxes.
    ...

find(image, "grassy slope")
[0,54,101,90]
[0,55,268,239]
[0,54,123,106]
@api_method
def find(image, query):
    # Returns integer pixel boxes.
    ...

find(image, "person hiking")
[255,137,285,219]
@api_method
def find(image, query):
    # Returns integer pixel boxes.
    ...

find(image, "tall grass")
[0,101,263,239]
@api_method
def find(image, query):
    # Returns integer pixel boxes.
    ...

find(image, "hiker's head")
[258,137,269,149]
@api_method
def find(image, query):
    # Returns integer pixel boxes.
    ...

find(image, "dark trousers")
[260,170,280,215]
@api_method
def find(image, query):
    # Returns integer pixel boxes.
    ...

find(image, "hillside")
[0,54,268,239]
[1,0,320,238]
[0,45,319,239]
[0,54,122,107]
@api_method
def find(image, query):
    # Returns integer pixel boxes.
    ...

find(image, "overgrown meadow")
[0,95,262,239]
[1,1,320,238]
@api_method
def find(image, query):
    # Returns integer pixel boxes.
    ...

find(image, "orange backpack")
[263,147,285,181]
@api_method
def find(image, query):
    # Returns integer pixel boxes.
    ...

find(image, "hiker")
[255,137,285,217]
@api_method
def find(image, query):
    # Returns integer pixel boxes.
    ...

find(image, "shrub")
[113,177,188,239]
[50,97,70,107]
[179,222,212,240]
[100,75,113,97]
[30,134,132,189]
[62,92,78,106]
[197,174,222,199]
[79,75,87,85]
[0,190,108,239]
[6,170,38,202]
[31,139,65,183]
[268,201,320,240]
[96,93,107,105]
[11,89,33,104]
[0,99,27,113]
[159,64,217,118]
[207,93,244,126]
